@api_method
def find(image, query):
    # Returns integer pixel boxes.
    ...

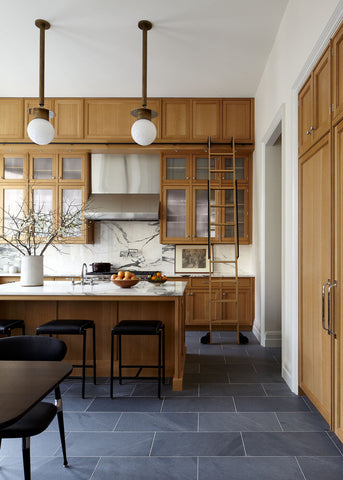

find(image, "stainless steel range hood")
[84,154,160,221]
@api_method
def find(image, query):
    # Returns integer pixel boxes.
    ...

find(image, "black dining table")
[0,360,72,428]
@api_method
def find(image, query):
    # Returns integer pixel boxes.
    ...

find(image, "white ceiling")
[2,0,289,98]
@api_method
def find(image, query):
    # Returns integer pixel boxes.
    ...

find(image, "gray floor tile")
[62,397,95,412]
[199,383,265,396]
[229,371,285,383]
[63,432,154,456]
[327,431,343,455]
[263,383,296,396]
[199,456,304,480]
[92,456,197,480]
[242,431,341,456]
[88,397,163,412]
[65,382,132,397]
[47,412,121,432]
[0,432,63,457]
[183,373,229,383]
[235,396,310,412]
[151,432,244,456]
[277,412,330,431]
[115,412,198,431]
[297,456,343,480]
[162,396,235,412]
[132,382,199,397]
[199,412,282,432]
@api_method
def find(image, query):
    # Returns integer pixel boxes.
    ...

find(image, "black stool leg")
[22,437,31,480]
[110,331,114,398]
[55,385,68,467]
[92,325,96,385]
[162,324,165,384]
[118,334,122,385]
[158,330,162,399]
[22,324,25,335]
[82,331,86,399]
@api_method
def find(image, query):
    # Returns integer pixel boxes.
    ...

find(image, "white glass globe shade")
[27,118,55,145]
[131,119,157,146]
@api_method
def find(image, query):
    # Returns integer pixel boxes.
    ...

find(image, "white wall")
[254,0,343,392]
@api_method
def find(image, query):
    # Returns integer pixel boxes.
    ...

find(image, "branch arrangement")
[0,200,85,256]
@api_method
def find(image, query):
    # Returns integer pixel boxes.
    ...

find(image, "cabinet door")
[161,154,190,183]
[0,155,28,183]
[24,99,54,141]
[0,186,27,241]
[313,46,331,143]
[185,289,219,326]
[221,187,250,244]
[299,134,333,423]
[191,99,221,142]
[298,76,313,156]
[85,98,160,142]
[222,99,254,143]
[161,186,190,243]
[162,99,191,141]
[58,154,88,184]
[0,99,24,140]
[58,185,92,243]
[30,154,57,183]
[193,186,217,242]
[54,99,84,140]
[31,186,57,236]
[221,287,252,327]
[332,23,343,123]
[192,155,217,182]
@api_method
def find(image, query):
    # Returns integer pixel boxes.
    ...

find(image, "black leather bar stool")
[0,319,25,336]
[36,320,96,398]
[110,320,165,399]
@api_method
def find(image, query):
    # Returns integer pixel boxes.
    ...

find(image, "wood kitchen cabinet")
[54,98,84,140]
[298,47,331,157]
[161,99,191,141]
[0,99,24,141]
[332,23,343,124]
[84,98,161,142]
[160,151,252,244]
[191,99,222,142]
[185,276,254,329]
[222,99,254,144]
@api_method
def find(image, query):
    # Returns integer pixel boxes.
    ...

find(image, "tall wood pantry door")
[298,133,333,424]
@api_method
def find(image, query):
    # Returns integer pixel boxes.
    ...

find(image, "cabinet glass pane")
[166,158,187,180]
[33,157,53,180]
[195,189,215,237]
[4,189,23,236]
[166,189,186,237]
[195,157,215,180]
[62,189,82,237]
[224,157,245,180]
[224,189,245,238]
[33,189,53,214]
[4,157,24,179]
[62,157,82,180]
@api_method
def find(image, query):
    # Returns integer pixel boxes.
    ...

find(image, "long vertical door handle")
[328,281,337,338]
[322,280,330,333]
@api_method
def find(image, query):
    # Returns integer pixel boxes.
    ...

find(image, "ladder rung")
[210,204,235,208]
[209,169,234,173]
[210,299,238,304]
[211,320,239,325]
[210,222,236,226]
[208,279,239,284]
[209,152,234,156]
[209,186,237,190]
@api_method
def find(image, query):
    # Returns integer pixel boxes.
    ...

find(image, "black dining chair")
[0,335,69,480]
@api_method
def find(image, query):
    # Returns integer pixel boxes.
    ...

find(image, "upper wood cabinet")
[191,99,221,142]
[54,99,84,140]
[298,47,331,156]
[222,99,254,144]
[0,99,24,141]
[162,99,191,141]
[332,22,343,124]
[84,98,161,142]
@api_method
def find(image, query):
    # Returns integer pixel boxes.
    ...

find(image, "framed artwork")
[175,244,209,273]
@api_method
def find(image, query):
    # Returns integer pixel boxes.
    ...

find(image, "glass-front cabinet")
[0,155,28,183]
[160,151,252,244]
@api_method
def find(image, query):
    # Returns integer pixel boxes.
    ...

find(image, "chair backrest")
[0,335,67,361]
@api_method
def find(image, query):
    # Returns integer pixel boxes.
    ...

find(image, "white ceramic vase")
[20,255,44,287]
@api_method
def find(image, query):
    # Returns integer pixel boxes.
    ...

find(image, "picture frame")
[175,245,209,274]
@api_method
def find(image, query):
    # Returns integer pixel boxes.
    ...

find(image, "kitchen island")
[0,280,188,390]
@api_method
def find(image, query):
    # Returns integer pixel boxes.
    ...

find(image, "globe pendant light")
[131,20,157,146]
[27,19,55,145]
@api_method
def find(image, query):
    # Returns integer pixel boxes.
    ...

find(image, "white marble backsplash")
[0,221,254,277]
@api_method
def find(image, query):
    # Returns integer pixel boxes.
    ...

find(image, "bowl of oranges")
[111,271,139,288]
[147,272,168,285]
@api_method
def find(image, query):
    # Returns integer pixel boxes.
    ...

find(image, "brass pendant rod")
[35,19,50,108]
[138,20,152,109]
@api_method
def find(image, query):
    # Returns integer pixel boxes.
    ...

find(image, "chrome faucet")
[81,263,88,284]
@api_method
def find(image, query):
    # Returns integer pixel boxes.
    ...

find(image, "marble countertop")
[0,280,187,297]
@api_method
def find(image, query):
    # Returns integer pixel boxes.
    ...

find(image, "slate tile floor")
[1,331,343,479]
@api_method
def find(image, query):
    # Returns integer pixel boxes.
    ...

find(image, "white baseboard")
[252,324,261,343]
[263,330,282,348]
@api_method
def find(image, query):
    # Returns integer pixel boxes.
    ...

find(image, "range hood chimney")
[84,154,160,221]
